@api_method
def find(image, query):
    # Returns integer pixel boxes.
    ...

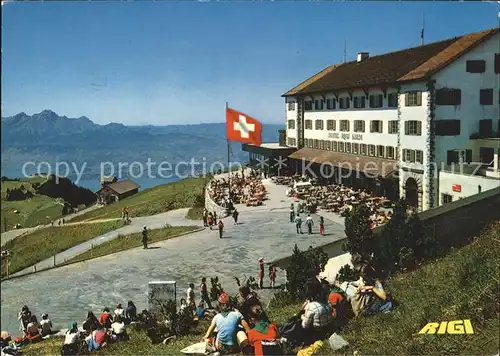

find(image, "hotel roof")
[283,28,499,97]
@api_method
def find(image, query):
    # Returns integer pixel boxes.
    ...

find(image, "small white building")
[281,28,499,211]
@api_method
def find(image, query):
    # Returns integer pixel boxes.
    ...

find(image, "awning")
[288,147,396,178]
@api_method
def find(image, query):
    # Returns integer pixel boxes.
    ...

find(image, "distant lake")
[1,166,182,192]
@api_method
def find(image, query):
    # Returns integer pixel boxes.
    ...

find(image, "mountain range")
[1,110,283,183]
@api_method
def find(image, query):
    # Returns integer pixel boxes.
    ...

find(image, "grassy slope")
[0,179,63,232]
[71,177,207,223]
[65,225,200,264]
[22,222,500,355]
[2,220,123,277]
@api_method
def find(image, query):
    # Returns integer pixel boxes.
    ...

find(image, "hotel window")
[386,146,395,159]
[339,97,350,109]
[327,120,336,131]
[345,142,351,153]
[305,120,313,130]
[388,93,398,108]
[304,100,313,111]
[435,88,461,105]
[314,139,319,149]
[360,144,367,155]
[320,140,326,150]
[405,120,422,135]
[287,138,296,146]
[338,142,344,152]
[287,102,295,111]
[326,141,331,150]
[416,150,424,164]
[340,120,350,132]
[369,94,383,108]
[377,145,385,157]
[480,89,493,105]
[287,120,295,129]
[495,53,500,74]
[405,91,422,106]
[403,149,416,163]
[326,98,336,110]
[354,120,365,133]
[466,60,486,73]
[435,120,461,136]
[368,145,375,156]
[333,141,338,151]
[370,120,383,133]
[315,120,324,130]
[314,99,324,110]
[442,193,453,205]
[353,96,366,109]
[388,120,398,134]
[353,143,359,154]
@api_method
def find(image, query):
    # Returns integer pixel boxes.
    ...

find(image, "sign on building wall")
[148,281,176,316]
[328,132,363,141]
[452,184,462,193]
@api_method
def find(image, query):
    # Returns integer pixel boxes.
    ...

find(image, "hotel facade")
[244,28,500,212]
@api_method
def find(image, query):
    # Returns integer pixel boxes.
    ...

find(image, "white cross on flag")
[226,107,262,146]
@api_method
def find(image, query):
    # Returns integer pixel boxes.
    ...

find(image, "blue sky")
[2,1,498,125]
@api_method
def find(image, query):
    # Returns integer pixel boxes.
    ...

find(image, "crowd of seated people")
[2,264,393,356]
[208,169,267,207]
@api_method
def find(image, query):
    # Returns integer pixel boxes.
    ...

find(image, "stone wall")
[204,179,229,218]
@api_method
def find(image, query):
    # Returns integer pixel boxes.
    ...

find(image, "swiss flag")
[226,107,262,146]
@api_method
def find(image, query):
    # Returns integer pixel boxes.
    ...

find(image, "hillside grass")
[0,177,63,232]
[71,177,208,223]
[64,225,200,264]
[1,220,123,277]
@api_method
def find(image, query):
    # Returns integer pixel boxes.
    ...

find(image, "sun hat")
[258,257,264,262]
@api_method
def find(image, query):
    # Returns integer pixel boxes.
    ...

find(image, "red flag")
[226,107,262,146]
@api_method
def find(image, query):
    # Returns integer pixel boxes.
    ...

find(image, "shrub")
[343,204,376,261]
[336,264,359,283]
[286,244,329,300]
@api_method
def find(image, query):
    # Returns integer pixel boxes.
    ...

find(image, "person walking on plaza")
[319,216,325,236]
[187,283,196,309]
[208,212,213,230]
[294,214,303,234]
[202,209,208,227]
[142,226,148,249]
[200,277,213,309]
[269,264,277,289]
[232,209,239,225]
[289,203,295,223]
[258,257,265,289]
[306,214,314,235]
[214,211,218,223]
[218,219,224,239]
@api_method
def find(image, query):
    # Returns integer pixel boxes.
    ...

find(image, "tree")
[343,204,376,261]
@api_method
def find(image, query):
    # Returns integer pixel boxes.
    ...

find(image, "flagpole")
[226,102,231,202]
[421,12,425,46]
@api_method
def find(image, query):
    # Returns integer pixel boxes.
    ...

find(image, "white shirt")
[306,216,313,224]
[114,308,124,318]
[111,322,125,335]
[40,319,52,334]
[64,330,80,345]
[187,287,194,305]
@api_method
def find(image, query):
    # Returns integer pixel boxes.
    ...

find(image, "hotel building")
[243,28,500,212]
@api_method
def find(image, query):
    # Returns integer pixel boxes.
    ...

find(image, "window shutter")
[410,150,416,162]
[466,149,472,163]
[379,121,383,133]
[416,92,422,106]
[405,93,409,106]
[417,121,422,135]
[404,121,409,135]
[362,121,365,132]
[455,89,461,105]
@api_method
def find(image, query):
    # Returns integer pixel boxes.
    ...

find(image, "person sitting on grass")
[299,281,333,347]
[125,301,137,323]
[61,322,81,356]
[114,304,125,319]
[246,305,281,356]
[86,326,108,352]
[179,299,188,313]
[110,315,128,342]
[99,308,113,329]
[352,264,392,317]
[83,312,101,332]
[39,313,53,337]
[25,315,42,343]
[196,301,207,319]
[201,292,251,355]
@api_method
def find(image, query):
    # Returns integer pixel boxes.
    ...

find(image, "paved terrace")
[1,179,346,335]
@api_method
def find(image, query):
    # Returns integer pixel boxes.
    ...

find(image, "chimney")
[357,52,369,63]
